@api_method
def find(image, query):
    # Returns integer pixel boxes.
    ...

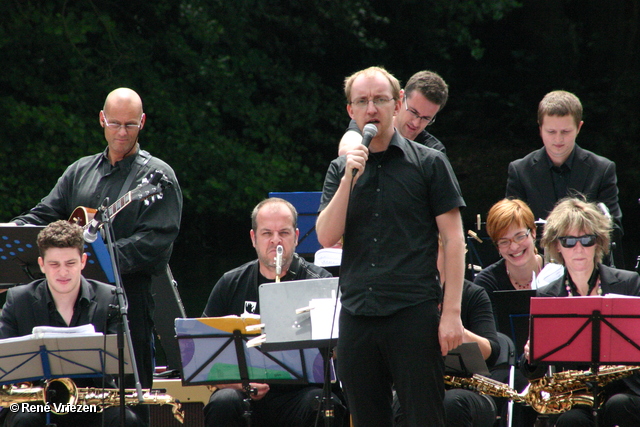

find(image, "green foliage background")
[1,0,639,317]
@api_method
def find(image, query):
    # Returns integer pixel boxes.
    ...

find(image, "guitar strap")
[117,149,152,200]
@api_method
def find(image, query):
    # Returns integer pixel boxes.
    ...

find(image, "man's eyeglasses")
[496,229,531,249]
[102,111,143,132]
[558,234,597,248]
[350,97,395,109]
[404,97,435,126]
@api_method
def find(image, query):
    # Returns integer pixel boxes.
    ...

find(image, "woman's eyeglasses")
[496,229,531,249]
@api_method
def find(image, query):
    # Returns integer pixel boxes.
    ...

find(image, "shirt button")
[376,188,380,192]
[368,287,373,291]
[377,164,381,168]
[373,238,378,242]
[374,213,379,217]
[371,263,375,267]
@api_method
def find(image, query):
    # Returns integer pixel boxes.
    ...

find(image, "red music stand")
[530,295,640,425]
[530,296,640,365]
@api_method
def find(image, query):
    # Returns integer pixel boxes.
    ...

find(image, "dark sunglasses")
[558,234,597,248]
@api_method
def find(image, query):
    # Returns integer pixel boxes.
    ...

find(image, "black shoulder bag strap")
[117,149,152,200]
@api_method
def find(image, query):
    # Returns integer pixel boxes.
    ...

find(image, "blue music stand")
[0,333,131,386]
[268,192,322,256]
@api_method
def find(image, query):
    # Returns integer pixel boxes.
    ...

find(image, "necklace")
[564,266,602,296]
[506,254,542,290]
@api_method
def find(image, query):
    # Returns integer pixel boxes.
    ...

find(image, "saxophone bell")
[44,378,78,413]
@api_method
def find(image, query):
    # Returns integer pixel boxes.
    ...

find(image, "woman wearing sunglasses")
[523,197,640,426]
[538,197,639,299]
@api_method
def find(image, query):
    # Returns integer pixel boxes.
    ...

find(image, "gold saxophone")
[445,374,526,403]
[523,365,640,414]
[0,378,184,423]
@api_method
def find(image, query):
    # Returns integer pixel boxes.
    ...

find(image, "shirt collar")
[101,144,140,168]
[45,277,90,310]
[546,146,576,172]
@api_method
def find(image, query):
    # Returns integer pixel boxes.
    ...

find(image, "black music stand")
[176,318,330,426]
[0,225,112,286]
[445,342,490,377]
[530,296,640,425]
[493,289,537,355]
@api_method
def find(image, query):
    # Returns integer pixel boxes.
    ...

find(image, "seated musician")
[0,221,143,427]
[393,237,501,427]
[522,197,640,427]
[201,197,346,427]
[474,198,543,309]
[473,198,545,426]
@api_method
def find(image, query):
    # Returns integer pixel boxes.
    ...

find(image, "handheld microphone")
[352,123,378,177]
[361,123,378,148]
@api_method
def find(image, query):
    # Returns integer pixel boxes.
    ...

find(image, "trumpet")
[1,378,184,423]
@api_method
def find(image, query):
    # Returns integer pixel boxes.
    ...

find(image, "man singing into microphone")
[317,66,466,426]
[201,197,345,427]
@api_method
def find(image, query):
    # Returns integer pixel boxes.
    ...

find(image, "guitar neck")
[106,192,132,221]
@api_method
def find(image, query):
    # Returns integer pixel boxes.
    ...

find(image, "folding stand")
[176,317,330,426]
[0,333,130,386]
[530,296,640,426]
[259,278,340,426]
[0,332,131,426]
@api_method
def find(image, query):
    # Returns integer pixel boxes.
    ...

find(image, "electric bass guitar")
[69,170,170,229]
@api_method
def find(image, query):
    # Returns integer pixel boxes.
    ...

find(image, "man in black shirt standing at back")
[506,90,623,266]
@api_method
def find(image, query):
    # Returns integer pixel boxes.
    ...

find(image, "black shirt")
[320,131,465,316]
[202,253,332,317]
[12,146,182,280]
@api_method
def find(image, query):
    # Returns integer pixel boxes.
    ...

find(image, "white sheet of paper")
[532,262,564,289]
[310,295,341,340]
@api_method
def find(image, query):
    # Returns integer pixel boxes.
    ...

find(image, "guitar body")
[69,206,96,227]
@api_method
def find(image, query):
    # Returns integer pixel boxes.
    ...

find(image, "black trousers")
[393,388,496,427]
[2,406,143,427]
[203,386,345,427]
[554,392,640,427]
[338,300,444,427]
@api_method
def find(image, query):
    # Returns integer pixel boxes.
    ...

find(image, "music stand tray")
[530,295,640,364]
[0,333,131,385]
[445,342,490,377]
[175,318,330,387]
[0,225,112,285]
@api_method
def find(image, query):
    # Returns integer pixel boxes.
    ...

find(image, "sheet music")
[309,294,341,340]
[532,262,564,289]
[0,324,101,344]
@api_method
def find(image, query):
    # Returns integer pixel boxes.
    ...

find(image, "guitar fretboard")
[107,192,132,219]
